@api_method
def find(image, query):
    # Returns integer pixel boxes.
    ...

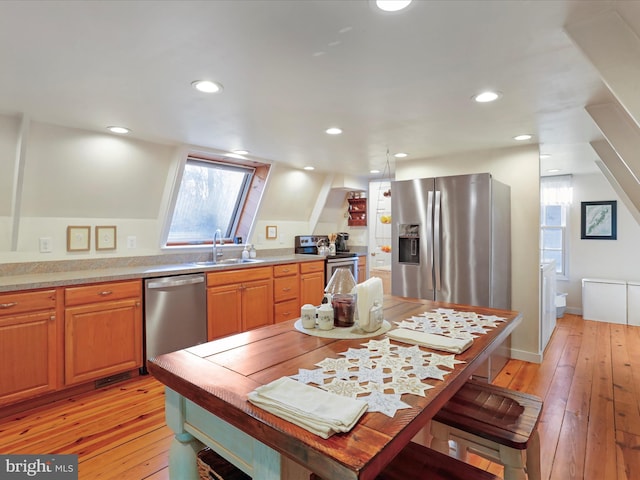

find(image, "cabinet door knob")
[283,287,291,292]
[0,302,18,309]
[98,290,113,296]
[50,314,56,321]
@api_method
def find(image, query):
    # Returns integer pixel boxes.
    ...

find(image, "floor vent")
[95,371,131,388]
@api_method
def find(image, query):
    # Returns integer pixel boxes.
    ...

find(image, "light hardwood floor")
[0,313,638,479]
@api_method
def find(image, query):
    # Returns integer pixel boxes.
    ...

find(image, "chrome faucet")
[212,229,224,263]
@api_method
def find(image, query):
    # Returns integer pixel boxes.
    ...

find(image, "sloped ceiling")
[0,1,626,177]
[566,4,640,222]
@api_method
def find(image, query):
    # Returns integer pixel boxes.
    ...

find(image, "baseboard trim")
[510,348,542,364]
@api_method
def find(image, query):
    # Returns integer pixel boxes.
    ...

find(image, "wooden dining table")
[148,295,522,480]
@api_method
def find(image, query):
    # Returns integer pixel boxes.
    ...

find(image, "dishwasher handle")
[146,274,205,289]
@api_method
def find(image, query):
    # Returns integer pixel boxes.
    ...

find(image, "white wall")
[0,118,179,262]
[395,144,541,362]
[0,115,351,261]
[562,172,640,312]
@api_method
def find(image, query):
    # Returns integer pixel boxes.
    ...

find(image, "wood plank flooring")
[0,313,638,479]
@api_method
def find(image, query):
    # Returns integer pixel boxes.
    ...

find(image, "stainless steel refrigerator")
[391,173,511,381]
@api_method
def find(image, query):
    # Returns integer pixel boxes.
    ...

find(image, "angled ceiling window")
[166,158,255,245]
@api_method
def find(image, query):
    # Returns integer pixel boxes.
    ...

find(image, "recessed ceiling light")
[191,80,223,93]
[513,134,533,141]
[376,0,412,12]
[546,169,562,173]
[107,126,130,134]
[394,152,408,158]
[233,149,249,155]
[473,91,501,103]
[303,166,315,171]
[539,154,551,159]
[325,127,343,135]
[370,169,381,174]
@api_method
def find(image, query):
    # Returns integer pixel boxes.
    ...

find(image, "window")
[167,158,255,245]
[540,175,572,277]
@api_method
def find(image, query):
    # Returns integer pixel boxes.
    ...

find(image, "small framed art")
[67,226,91,252]
[96,225,117,250]
[581,200,617,240]
[266,225,277,239]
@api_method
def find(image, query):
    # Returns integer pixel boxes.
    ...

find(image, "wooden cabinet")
[300,261,325,307]
[207,266,273,340]
[0,289,60,406]
[273,264,300,323]
[358,255,368,283]
[348,197,367,226]
[64,280,142,386]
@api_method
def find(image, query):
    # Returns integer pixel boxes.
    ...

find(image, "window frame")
[540,175,572,280]
[161,152,270,249]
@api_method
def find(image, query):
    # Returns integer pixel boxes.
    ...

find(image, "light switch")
[39,237,53,253]
[127,236,137,249]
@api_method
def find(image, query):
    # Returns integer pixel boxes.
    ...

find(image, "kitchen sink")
[191,258,264,267]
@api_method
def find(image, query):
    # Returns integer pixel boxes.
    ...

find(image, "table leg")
[165,388,204,479]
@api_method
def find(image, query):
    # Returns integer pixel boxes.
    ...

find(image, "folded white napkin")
[354,277,384,331]
[248,377,368,439]
[386,328,473,354]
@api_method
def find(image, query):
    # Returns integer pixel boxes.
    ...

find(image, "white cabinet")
[582,278,627,325]
[628,281,640,327]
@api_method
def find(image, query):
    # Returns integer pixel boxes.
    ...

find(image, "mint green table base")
[164,387,311,479]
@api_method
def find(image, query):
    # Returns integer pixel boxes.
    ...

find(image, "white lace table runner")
[289,308,505,417]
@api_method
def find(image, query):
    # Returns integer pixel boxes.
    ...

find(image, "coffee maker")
[335,232,350,252]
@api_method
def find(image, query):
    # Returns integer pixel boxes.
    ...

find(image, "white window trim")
[159,147,264,251]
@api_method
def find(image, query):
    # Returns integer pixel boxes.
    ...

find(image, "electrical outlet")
[127,236,137,249]
[39,237,53,253]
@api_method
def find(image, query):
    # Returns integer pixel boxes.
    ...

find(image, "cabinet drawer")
[300,261,325,274]
[274,276,300,302]
[274,298,299,323]
[273,264,298,277]
[65,280,142,307]
[207,266,273,287]
[0,289,57,316]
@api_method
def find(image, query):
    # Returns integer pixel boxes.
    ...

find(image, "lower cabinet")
[358,255,368,283]
[0,289,60,406]
[207,267,273,340]
[64,280,142,386]
[273,264,300,323]
[300,261,325,306]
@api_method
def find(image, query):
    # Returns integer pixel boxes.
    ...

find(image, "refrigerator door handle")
[426,190,434,290]
[434,190,442,291]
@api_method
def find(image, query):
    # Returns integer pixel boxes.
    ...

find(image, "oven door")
[325,257,359,285]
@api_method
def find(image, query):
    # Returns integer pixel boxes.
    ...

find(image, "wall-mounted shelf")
[348,198,367,226]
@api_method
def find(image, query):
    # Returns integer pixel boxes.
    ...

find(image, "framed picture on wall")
[67,226,91,251]
[266,225,277,239]
[96,225,117,250]
[581,200,617,240]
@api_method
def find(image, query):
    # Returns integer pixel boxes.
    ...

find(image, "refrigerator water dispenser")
[398,224,420,264]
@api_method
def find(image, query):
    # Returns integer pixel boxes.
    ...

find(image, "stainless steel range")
[294,235,358,284]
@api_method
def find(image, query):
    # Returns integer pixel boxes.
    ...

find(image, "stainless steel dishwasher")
[143,273,207,366]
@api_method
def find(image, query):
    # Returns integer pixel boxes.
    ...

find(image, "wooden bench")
[375,441,500,480]
[430,379,543,480]
[310,441,499,480]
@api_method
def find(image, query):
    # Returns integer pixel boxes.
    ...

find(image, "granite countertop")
[0,254,327,293]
